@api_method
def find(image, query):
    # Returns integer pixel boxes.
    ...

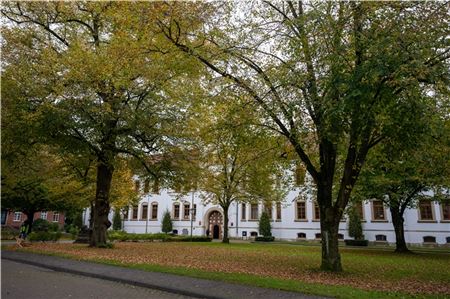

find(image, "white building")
[100,181,450,246]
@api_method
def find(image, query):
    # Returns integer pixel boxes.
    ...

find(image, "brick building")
[1,209,65,229]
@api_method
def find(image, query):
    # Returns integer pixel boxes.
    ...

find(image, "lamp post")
[145,195,150,234]
[190,190,194,239]
[121,208,125,231]
[236,201,239,237]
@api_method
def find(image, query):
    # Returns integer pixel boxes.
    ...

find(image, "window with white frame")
[418,200,434,221]
[13,212,22,222]
[52,212,60,222]
[264,202,272,220]
[151,203,158,220]
[152,179,160,193]
[173,203,180,219]
[372,200,386,221]
[141,203,148,220]
[183,203,190,220]
[241,203,246,220]
[143,179,150,194]
[276,202,282,220]
[132,206,138,220]
[313,202,320,220]
[250,203,258,220]
[442,202,450,221]
[134,180,140,192]
[354,202,365,220]
[40,211,47,220]
[296,201,307,220]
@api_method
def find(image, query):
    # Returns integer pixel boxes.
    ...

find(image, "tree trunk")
[221,204,229,244]
[24,210,35,233]
[89,161,114,247]
[89,201,94,228]
[390,207,410,253]
[319,206,342,272]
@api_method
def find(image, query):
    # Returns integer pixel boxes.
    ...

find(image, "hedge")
[255,236,275,242]
[28,231,62,242]
[344,239,369,246]
[107,231,211,242]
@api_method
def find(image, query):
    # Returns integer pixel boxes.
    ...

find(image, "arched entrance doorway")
[208,211,223,239]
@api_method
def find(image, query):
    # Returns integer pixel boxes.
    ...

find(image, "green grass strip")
[10,247,447,299]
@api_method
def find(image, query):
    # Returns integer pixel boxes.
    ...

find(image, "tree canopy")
[1,2,203,246]
[156,1,450,270]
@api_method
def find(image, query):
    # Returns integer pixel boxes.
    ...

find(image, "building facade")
[105,183,450,246]
[1,209,65,229]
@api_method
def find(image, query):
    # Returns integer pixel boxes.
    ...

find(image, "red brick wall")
[4,211,65,229]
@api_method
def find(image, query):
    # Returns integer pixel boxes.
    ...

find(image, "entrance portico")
[206,209,223,239]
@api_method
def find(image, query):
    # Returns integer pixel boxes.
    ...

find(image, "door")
[213,224,220,239]
[208,211,223,239]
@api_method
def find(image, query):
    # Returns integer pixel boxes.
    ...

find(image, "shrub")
[28,231,61,242]
[112,209,122,231]
[97,242,114,249]
[108,230,129,241]
[32,219,50,232]
[1,227,19,240]
[344,239,369,246]
[348,207,364,240]
[258,211,272,237]
[107,231,212,242]
[48,222,59,232]
[67,225,80,239]
[255,236,275,242]
[161,210,173,234]
[32,218,60,232]
[168,236,212,242]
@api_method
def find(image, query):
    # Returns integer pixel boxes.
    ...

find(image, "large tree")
[156,1,450,270]
[354,115,450,253]
[1,69,89,232]
[1,2,201,246]
[191,95,287,243]
[1,149,89,232]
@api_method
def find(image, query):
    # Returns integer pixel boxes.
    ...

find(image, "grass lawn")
[6,241,450,298]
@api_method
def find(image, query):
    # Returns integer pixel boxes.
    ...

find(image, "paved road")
[3,250,323,299]
[2,259,196,299]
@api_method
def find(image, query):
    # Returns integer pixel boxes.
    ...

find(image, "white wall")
[84,186,450,245]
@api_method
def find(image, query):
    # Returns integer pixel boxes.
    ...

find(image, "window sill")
[440,220,450,223]
[371,220,388,223]
[418,220,437,223]
[248,219,258,222]
[294,219,308,222]
[312,219,320,222]
[275,220,282,222]
[241,219,247,222]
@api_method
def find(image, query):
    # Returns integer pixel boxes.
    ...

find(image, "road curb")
[2,250,321,299]
[2,254,214,299]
